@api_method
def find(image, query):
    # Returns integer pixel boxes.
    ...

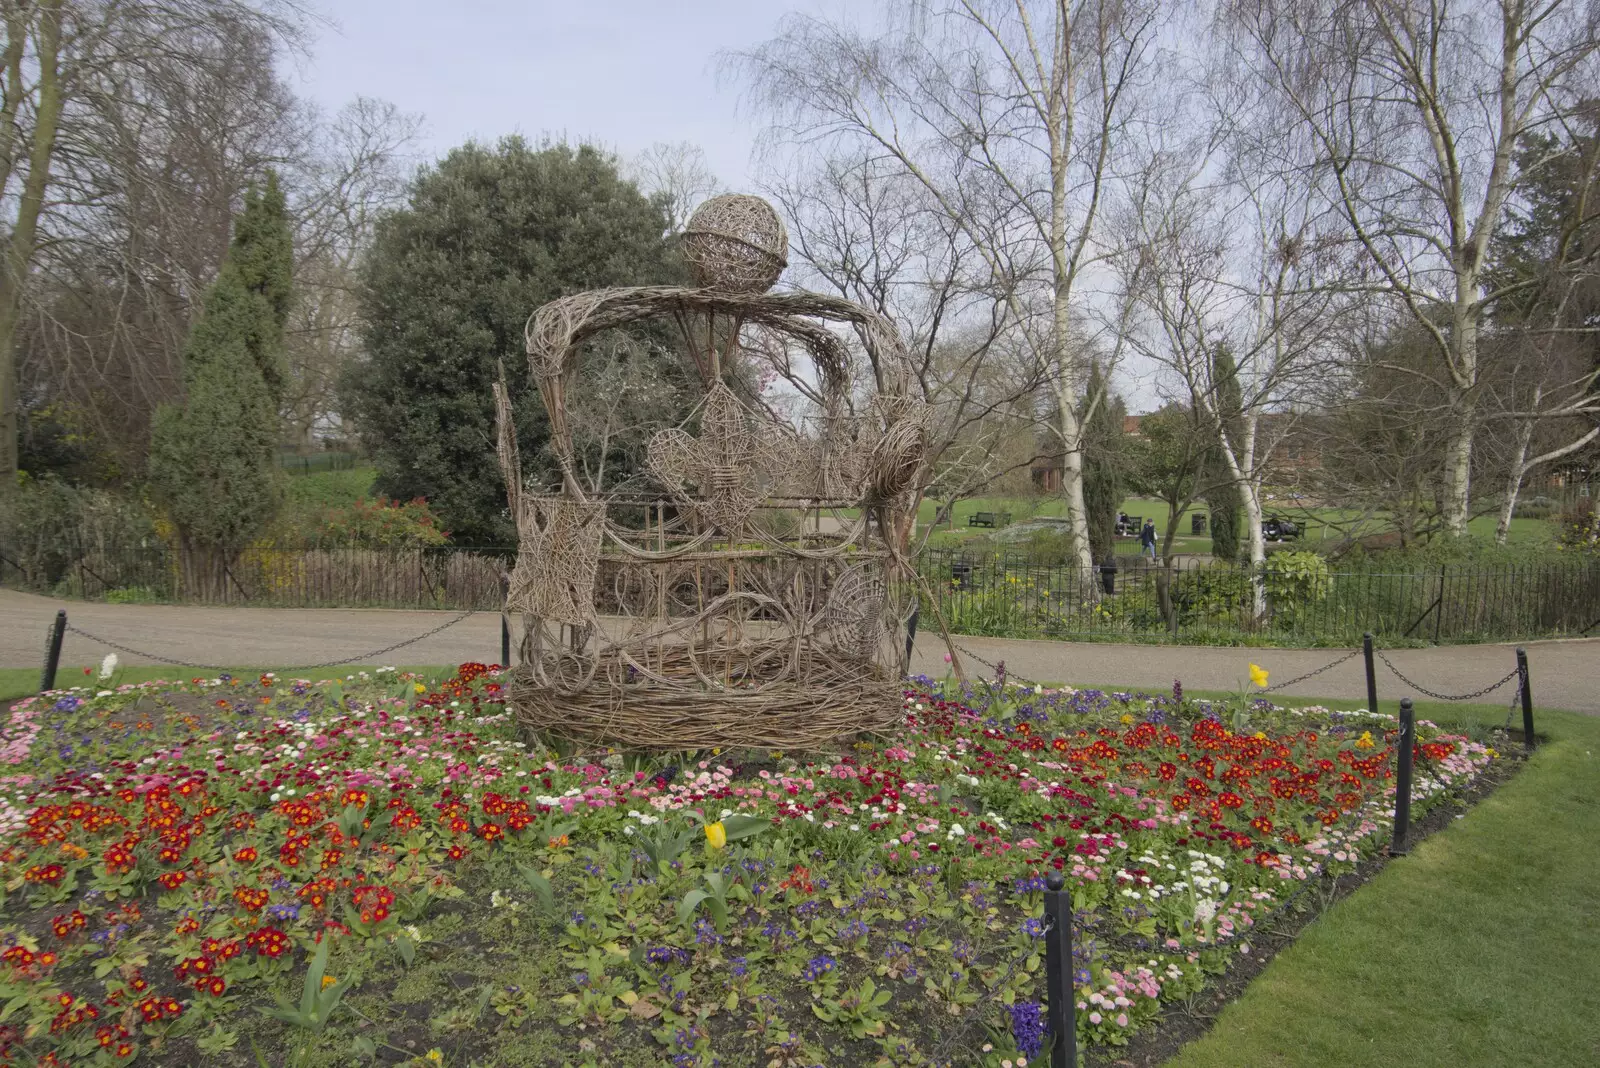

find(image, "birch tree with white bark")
[1222,0,1600,536]
[1113,87,1353,615]
[732,0,1165,576]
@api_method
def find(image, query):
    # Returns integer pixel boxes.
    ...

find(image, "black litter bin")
[951,560,973,590]
[1192,513,1208,535]
[1099,561,1118,595]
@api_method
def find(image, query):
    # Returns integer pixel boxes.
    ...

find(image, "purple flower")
[803,955,836,983]
[1010,1000,1047,1057]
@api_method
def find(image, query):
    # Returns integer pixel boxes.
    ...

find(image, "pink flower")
[1115,1013,1128,1027]
[1089,1011,1102,1024]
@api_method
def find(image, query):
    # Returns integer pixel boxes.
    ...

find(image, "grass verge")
[1161,703,1600,1068]
[0,664,454,705]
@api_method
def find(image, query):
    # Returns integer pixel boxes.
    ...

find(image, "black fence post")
[1363,632,1378,716]
[499,573,511,670]
[1517,647,1534,751]
[40,610,67,693]
[1391,697,1416,856]
[1043,870,1078,1068]
[904,602,919,664]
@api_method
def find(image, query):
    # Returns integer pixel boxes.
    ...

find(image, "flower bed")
[0,666,1496,1066]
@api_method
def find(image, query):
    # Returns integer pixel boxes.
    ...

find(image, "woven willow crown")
[496,194,931,752]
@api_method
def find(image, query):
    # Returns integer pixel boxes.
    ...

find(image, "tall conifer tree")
[149,173,292,594]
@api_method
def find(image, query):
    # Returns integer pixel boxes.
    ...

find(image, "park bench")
[1115,514,1143,537]
[1264,516,1302,541]
[967,511,1013,528]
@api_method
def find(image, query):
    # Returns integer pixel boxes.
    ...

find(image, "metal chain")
[62,609,481,673]
[1261,649,1361,693]
[1375,649,1519,702]
[931,931,1036,1066]
[952,639,1361,700]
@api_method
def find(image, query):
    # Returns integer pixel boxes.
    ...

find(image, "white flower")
[98,653,118,680]
[96,690,112,698]
[947,824,966,840]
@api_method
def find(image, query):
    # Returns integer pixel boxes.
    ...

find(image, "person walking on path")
[1140,519,1158,561]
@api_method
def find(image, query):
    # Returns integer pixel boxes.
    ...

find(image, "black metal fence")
[276,451,363,476]
[5,540,1598,643]
[917,549,1600,643]
[0,542,511,610]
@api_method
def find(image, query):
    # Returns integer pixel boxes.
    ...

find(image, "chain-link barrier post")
[1362,632,1378,715]
[499,573,511,670]
[1391,697,1416,856]
[40,610,67,693]
[1043,870,1077,1068]
[1516,648,1534,751]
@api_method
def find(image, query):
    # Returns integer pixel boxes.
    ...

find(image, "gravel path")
[5,588,1594,713]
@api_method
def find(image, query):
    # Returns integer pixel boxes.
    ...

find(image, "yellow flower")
[705,821,727,849]
[413,683,426,694]
[1355,730,1375,749]
[1120,714,1133,725]
[1253,732,1267,740]
[322,975,338,989]
[711,748,721,756]
[425,1052,444,1064]
[1248,663,1269,688]
[1486,747,1498,758]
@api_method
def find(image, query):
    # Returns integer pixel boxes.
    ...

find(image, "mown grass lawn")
[1165,702,1600,1068]
[0,666,441,706]
[915,494,1557,556]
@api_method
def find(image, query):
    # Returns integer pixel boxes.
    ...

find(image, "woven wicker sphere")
[681,194,789,293]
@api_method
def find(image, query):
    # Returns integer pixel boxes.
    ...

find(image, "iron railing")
[917,549,1600,643]
[5,540,1598,643]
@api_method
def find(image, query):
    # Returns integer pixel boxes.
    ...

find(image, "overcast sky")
[290,0,865,191]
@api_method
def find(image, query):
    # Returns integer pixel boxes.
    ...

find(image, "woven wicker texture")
[680,193,789,293]
[497,196,929,751]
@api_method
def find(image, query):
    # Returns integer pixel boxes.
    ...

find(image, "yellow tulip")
[705,821,727,849]
[413,683,426,694]
[1248,664,1269,688]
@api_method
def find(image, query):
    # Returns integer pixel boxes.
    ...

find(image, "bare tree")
[1224,0,1600,536]
[626,140,719,233]
[1,0,309,488]
[732,0,1166,576]
[761,150,1046,552]
[1113,74,1354,613]
[282,96,421,452]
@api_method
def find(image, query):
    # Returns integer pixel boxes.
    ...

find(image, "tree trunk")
[0,1,63,492]
[1495,415,1537,544]
[1441,288,1481,536]
[1240,478,1266,619]
[1055,392,1098,593]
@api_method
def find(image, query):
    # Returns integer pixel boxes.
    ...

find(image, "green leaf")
[719,814,772,843]
[394,935,415,968]
[677,889,710,928]
[724,990,739,1012]
[517,863,557,915]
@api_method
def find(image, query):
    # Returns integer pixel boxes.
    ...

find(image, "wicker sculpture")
[498,194,931,751]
